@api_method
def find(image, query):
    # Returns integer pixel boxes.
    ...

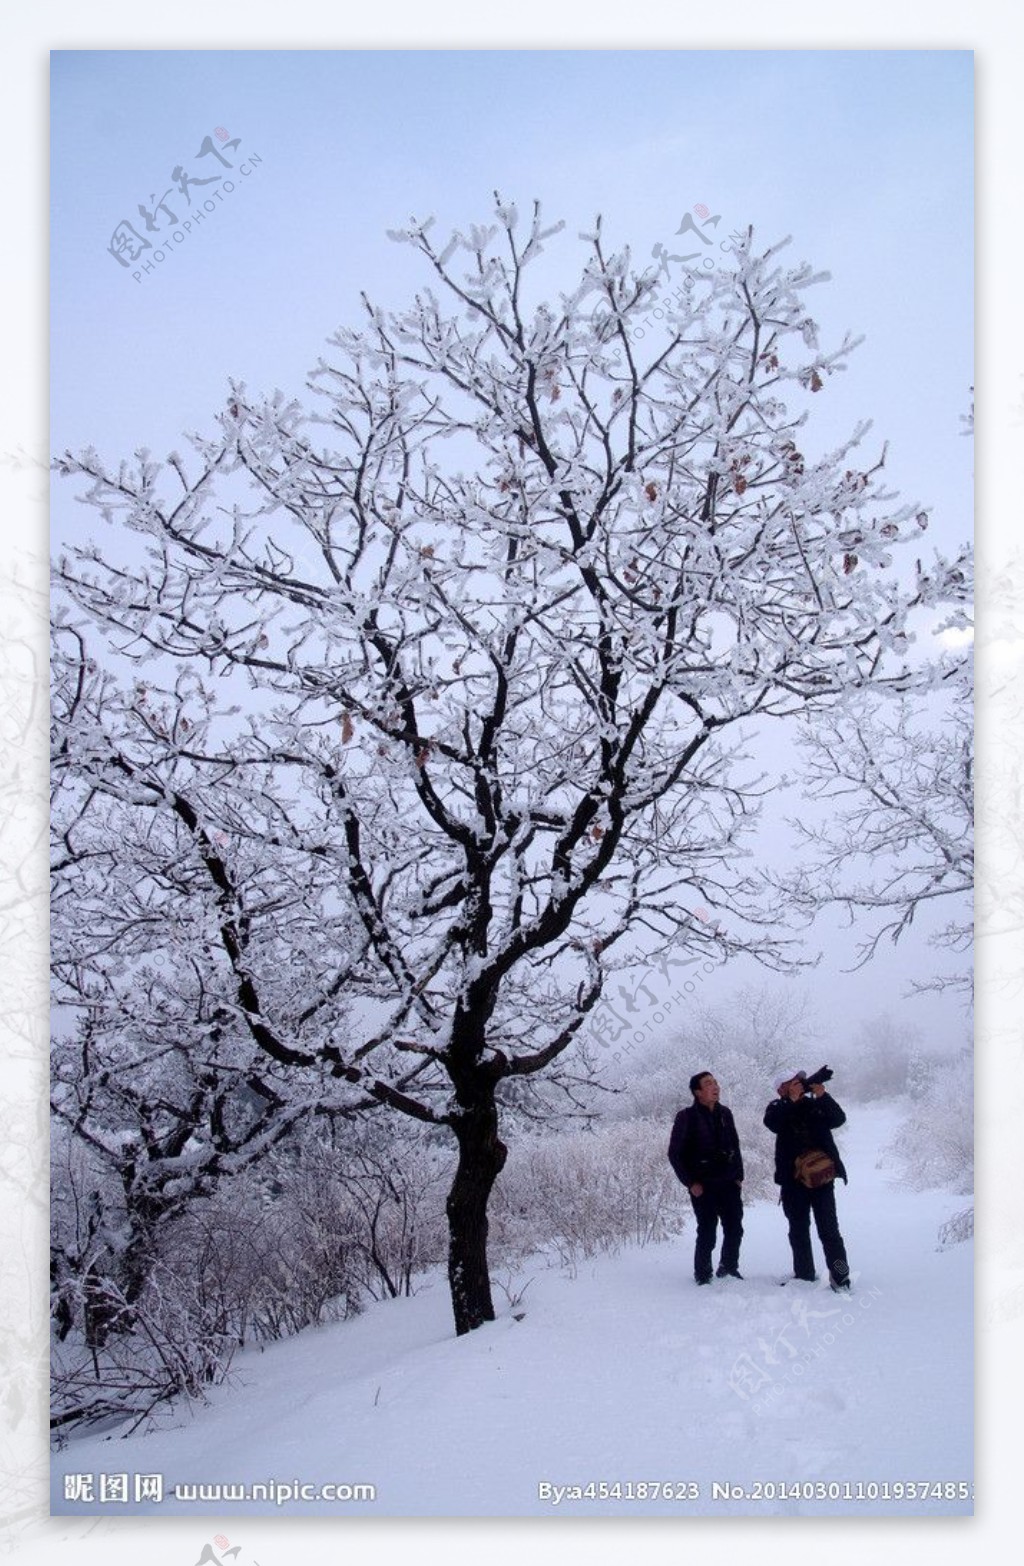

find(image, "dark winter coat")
[668,1102,745,1189]
[763,1092,848,1186]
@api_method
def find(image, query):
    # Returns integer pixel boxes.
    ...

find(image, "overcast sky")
[52,50,971,525]
[50,49,974,1052]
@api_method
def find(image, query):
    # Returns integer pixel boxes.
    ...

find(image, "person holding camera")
[764,1067,852,1292]
[668,1071,745,1285]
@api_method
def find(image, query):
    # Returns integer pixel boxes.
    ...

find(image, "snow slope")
[51,1103,972,1517]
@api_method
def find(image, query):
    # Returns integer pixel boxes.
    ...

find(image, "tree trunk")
[446,1094,508,1336]
[83,1260,126,1348]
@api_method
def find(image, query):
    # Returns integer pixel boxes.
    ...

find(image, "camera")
[801,1064,834,1090]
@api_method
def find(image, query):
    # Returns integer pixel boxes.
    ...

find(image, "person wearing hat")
[668,1072,745,1285]
[764,1069,851,1291]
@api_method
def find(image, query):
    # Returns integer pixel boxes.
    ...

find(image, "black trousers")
[780,1180,849,1282]
[689,1181,744,1281]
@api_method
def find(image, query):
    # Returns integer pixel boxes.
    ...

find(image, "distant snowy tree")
[883,1048,973,1194]
[832,1010,924,1101]
[975,548,1024,993]
[607,985,816,1199]
[52,201,969,1334]
[768,393,972,997]
[772,689,973,993]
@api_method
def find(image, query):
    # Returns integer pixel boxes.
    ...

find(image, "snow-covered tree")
[772,689,973,992]
[883,1046,973,1194]
[52,201,969,1334]
[831,1010,924,1101]
[767,391,972,996]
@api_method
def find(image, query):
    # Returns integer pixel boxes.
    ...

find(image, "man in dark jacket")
[668,1071,744,1285]
[763,1070,851,1292]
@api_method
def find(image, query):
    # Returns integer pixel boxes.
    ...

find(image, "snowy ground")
[51,1103,972,1518]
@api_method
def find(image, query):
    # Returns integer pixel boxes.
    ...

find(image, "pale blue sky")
[51,49,972,554]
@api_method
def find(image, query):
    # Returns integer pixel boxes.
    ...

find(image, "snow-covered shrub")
[327,1130,452,1301]
[163,1178,364,1345]
[937,1206,974,1248]
[161,1121,452,1339]
[883,1051,973,1194]
[51,1114,454,1439]
[905,1046,960,1101]
[50,1122,147,1347]
[490,1117,686,1270]
[51,1263,239,1443]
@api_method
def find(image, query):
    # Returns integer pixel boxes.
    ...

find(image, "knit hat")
[776,1069,806,1092]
